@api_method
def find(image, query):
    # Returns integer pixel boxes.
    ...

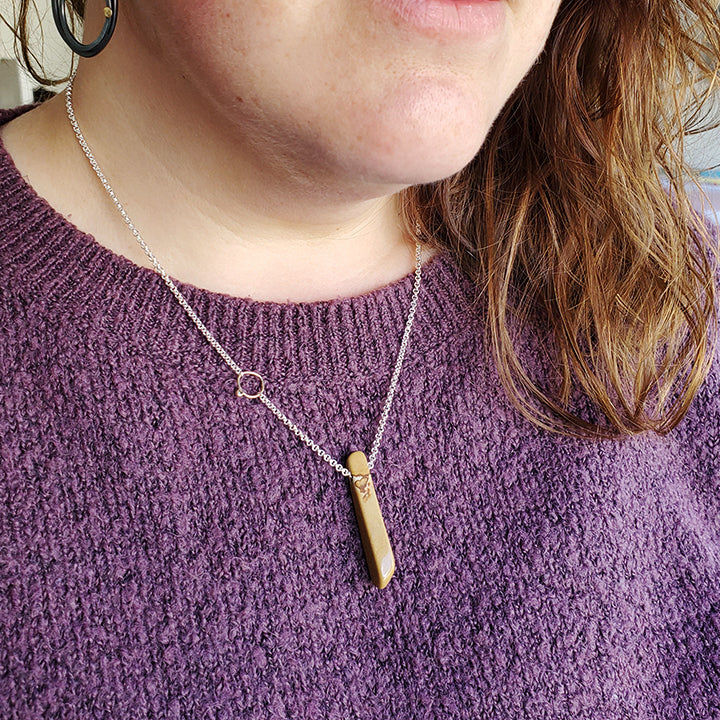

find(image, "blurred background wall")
[0,0,72,105]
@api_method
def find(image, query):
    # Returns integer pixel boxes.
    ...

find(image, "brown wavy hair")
[401,0,720,438]
[7,0,720,438]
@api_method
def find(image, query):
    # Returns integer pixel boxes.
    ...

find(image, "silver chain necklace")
[65,78,423,588]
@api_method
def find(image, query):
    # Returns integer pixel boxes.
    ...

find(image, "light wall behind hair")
[0,0,70,87]
[686,0,720,173]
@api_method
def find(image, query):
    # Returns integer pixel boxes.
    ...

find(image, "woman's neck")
[1,54,422,302]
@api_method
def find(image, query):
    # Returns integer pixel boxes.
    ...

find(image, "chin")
[346,75,494,186]
[346,122,490,189]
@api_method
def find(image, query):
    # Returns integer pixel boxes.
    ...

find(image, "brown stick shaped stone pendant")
[346,451,395,588]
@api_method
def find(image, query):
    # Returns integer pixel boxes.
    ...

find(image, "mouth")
[370,0,507,39]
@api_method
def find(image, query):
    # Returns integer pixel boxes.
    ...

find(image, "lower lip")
[372,0,506,38]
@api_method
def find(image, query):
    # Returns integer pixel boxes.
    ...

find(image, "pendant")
[346,451,396,589]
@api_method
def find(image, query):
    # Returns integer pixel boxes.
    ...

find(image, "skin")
[2,0,562,302]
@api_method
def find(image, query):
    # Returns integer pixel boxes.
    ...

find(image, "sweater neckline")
[0,106,478,382]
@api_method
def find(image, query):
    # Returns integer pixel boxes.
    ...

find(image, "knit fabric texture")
[1,115,719,719]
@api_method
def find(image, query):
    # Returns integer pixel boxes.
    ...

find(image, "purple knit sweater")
[1,116,719,719]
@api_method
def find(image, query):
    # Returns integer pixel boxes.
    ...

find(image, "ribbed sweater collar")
[0,123,479,384]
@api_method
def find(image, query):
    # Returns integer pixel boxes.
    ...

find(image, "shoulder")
[0,100,99,304]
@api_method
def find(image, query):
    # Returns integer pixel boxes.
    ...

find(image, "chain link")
[65,77,423,479]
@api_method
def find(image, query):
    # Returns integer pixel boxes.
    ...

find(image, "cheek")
[133,0,290,85]
[520,0,562,64]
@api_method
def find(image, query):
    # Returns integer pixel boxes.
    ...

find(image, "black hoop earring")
[52,0,118,58]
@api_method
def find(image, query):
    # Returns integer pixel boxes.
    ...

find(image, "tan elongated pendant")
[346,451,395,589]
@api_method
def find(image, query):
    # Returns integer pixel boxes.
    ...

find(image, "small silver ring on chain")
[236,371,266,400]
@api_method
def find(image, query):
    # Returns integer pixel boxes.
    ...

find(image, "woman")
[1,0,719,717]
